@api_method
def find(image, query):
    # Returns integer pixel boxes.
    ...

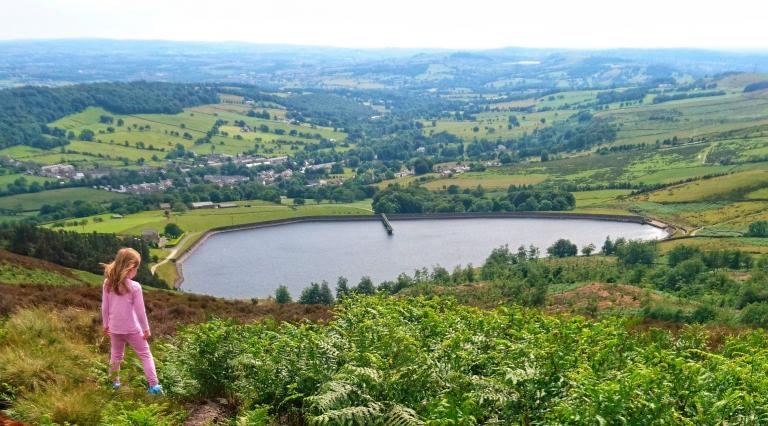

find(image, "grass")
[421,172,548,190]
[0,188,124,212]
[422,109,563,142]
[3,103,349,171]
[0,249,101,286]
[645,170,768,203]
[572,189,634,208]
[50,199,373,236]
[0,173,54,187]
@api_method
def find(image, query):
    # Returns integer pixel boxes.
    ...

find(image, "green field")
[422,109,563,142]
[422,172,549,190]
[0,173,54,187]
[1,102,349,170]
[50,199,373,236]
[0,187,124,212]
[647,170,768,203]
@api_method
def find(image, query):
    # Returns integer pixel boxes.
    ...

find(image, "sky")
[1,0,767,50]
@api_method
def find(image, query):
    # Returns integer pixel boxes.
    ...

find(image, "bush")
[163,223,183,239]
[547,239,577,258]
[101,401,185,426]
[161,296,768,423]
[741,303,768,328]
[616,240,656,266]
[747,220,768,237]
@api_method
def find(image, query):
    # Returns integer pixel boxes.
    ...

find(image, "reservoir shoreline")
[172,212,671,289]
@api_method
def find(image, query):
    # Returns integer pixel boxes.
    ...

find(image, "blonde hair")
[102,248,141,295]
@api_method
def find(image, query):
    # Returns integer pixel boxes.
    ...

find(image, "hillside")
[3,236,768,423]
[5,47,768,424]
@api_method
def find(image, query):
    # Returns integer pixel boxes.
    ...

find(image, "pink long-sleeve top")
[101,279,150,335]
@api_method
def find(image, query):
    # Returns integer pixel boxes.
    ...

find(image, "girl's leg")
[109,334,128,384]
[127,332,159,387]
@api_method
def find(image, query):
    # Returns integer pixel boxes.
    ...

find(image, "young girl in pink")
[101,247,163,394]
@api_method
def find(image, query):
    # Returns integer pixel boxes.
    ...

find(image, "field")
[0,101,349,170]
[421,172,548,190]
[422,109,563,142]
[0,173,54,187]
[645,170,768,203]
[0,187,124,212]
[50,199,373,235]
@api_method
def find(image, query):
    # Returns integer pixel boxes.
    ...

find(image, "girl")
[101,247,163,394]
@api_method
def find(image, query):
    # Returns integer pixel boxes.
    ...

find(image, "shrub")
[616,240,656,266]
[547,239,577,258]
[741,303,768,328]
[747,220,768,237]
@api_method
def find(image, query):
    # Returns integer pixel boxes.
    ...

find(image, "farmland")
[0,100,349,170]
[3,77,768,424]
[0,187,124,212]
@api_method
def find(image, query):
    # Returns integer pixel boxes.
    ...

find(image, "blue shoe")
[148,384,164,395]
[112,382,121,390]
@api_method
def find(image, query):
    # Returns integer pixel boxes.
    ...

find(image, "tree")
[581,243,596,257]
[336,277,350,300]
[547,239,578,258]
[616,240,656,266]
[318,281,334,306]
[164,223,184,238]
[355,276,375,295]
[172,202,188,213]
[601,236,615,255]
[299,282,334,305]
[275,285,292,304]
[79,129,95,141]
[748,221,768,237]
[413,158,433,175]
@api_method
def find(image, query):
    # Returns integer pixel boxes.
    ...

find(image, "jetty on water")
[380,213,393,235]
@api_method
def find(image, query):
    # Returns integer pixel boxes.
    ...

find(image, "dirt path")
[184,400,231,426]
[151,233,196,275]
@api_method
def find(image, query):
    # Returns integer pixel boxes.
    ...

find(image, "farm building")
[141,229,160,244]
[203,175,249,187]
[190,201,216,209]
[40,164,76,179]
[159,203,171,210]
[218,202,238,208]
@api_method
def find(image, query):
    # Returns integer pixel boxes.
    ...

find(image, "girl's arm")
[132,284,151,335]
[101,282,110,332]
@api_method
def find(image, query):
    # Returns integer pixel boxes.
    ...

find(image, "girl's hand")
[103,327,110,336]
[142,330,151,340]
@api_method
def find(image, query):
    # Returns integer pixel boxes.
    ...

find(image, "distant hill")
[2,40,768,90]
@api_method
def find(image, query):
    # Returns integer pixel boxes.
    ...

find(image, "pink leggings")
[109,333,158,387]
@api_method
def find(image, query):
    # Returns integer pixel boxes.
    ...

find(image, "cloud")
[1,0,766,49]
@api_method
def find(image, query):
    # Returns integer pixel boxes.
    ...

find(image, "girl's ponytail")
[102,248,141,294]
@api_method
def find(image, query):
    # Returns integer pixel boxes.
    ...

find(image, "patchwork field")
[645,170,768,203]
[1,100,349,170]
[421,172,549,190]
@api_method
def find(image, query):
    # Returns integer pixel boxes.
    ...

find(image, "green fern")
[308,402,384,425]
[383,404,425,426]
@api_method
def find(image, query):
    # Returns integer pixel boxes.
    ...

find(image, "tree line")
[0,82,218,149]
[0,222,166,288]
[371,184,575,214]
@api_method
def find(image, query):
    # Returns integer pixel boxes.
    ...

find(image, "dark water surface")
[180,218,666,298]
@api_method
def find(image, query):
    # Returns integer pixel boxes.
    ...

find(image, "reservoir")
[179,217,667,299]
